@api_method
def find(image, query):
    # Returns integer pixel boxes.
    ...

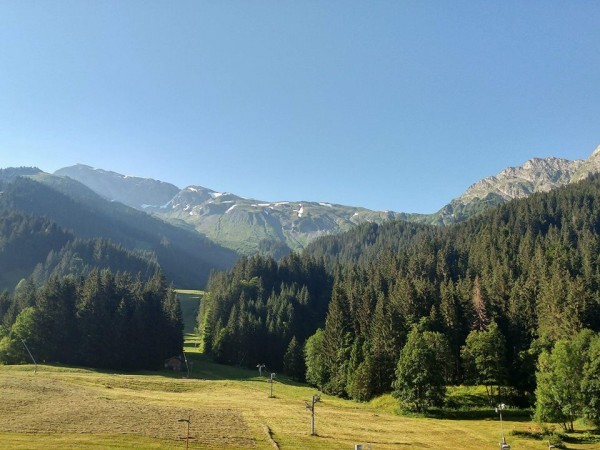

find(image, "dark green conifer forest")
[198,175,600,424]
[0,270,183,370]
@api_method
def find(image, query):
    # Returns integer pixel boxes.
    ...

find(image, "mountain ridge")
[429,153,595,225]
[49,145,600,255]
[55,164,421,255]
[0,173,238,288]
[54,164,180,209]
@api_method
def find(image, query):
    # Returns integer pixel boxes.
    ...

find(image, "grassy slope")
[0,294,597,449]
[176,290,203,337]
[2,358,598,449]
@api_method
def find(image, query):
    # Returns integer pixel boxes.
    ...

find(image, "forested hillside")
[0,175,239,288]
[198,175,600,422]
[0,211,159,291]
[198,253,331,378]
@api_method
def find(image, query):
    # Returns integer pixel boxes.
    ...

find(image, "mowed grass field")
[0,292,597,449]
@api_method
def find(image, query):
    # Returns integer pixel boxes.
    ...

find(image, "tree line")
[0,269,183,370]
[198,175,600,427]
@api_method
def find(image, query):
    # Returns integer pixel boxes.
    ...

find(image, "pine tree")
[283,336,305,381]
[369,292,402,394]
[76,269,111,367]
[471,276,489,331]
[346,341,374,402]
[321,285,352,396]
[34,276,78,363]
[161,287,184,359]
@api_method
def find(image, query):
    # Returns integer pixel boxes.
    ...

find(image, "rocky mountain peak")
[457,156,581,205]
[430,148,600,225]
[572,145,600,183]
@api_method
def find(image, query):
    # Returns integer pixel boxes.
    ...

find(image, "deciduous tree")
[392,326,450,412]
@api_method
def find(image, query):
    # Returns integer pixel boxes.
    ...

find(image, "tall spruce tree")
[321,284,352,396]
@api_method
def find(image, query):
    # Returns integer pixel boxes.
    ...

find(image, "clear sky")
[1,2,599,213]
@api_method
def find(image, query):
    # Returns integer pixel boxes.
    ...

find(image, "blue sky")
[1,2,599,213]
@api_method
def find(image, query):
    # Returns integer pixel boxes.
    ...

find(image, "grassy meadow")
[0,292,598,449]
[176,289,204,336]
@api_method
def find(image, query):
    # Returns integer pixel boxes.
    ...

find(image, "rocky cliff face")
[572,145,600,182]
[458,157,583,203]
[428,149,600,225]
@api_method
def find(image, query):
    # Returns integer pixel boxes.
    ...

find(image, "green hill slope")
[0,175,239,288]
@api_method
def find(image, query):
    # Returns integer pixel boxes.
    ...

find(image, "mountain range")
[0,144,597,291]
[55,145,600,254]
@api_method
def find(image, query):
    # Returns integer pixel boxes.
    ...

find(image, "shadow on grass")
[511,427,600,450]
[14,352,279,384]
[445,393,490,409]
[5,355,260,383]
[176,352,268,381]
[561,429,600,445]
[425,407,532,421]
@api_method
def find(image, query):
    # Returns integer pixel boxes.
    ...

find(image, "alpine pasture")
[0,293,597,449]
